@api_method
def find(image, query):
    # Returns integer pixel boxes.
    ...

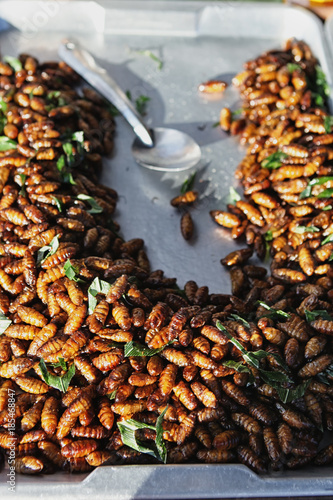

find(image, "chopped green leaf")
[36,235,60,266]
[63,142,73,156]
[0,136,17,151]
[299,185,312,200]
[51,357,67,370]
[4,56,22,72]
[324,116,333,134]
[318,188,333,199]
[47,90,61,100]
[264,230,274,242]
[232,108,243,117]
[87,277,112,314]
[287,63,302,73]
[225,186,241,205]
[154,406,168,463]
[276,380,311,404]
[51,196,63,213]
[124,340,174,357]
[323,205,332,211]
[136,50,163,70]
[64,259,82,283]
[0,313,12,334]
[261,152,288,170]
[107,390,117,400]
[135,95,150,116]
[57,154,65,172]
[212,121,220,128]
[229,314,251,329]
[117,406,168,462]
[117,418,157,459]
[18,174,26,196]
[298,175,333,200]
[257,301,291,319]
[305,309,333,323]
[39,358,75,392]
[77,193,103,214]
[221,359,252,374]
[321,233,333,245]
[72,131,84,143]
[293,225,320,234]
[125,90,132,101]
[180,172,196,195]
[0,98,8,113]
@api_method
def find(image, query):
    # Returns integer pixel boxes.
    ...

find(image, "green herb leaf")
[305,309,333,323]
[264,230,274,242]
[323,205,332,211]
[0,313,12,334]
[57,155,65,172]
[318,188,333,199]
[107,390,117,400]
[124,340,173,357]
[136,49,163,70]
[299,185,312,200]
[315,65,331,98]
[221,359,252,374]
[0,98,8,113]
[47,90,61,100]
[180,172,197,195]
[117,418,157,459]
[71,131,84,143]
[225,186,241,205]
[212,121,220,128]
[126,90,132,101]
[287,63,302,73]
[155,406,168,463]
[51,196,63,213]
[0,136,17,151]
[324,116,333,134]
[77,193,103,214]
[64,259,82,282]
[232,108,243,117]
[276,380,311,404]
[293,225,320,234]
[135,95,150,116]
[63,142,73,156]
[39,358,75,392]
[36,235,60,266]
[51,357,67,370]
[87,277,112,314]
[4,56,22,72]
[257,301,291,319]
[261,152,288,170]
[229,313,251,329]
[18,173,26,196]
[321,233,333,245]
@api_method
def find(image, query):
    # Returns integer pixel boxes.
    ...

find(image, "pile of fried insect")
[0,39,333,475]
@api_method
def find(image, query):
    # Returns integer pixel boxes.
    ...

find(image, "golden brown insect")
[21,398,45,432]
[298,354,333,378]
[63,304,87,335]
[173,381,197,410]
[210,210,241,228]
[0,357,33,378]
[180,211,194,241]
[14,376,49,394]
[111,301,131,330]
[231,412,261,435]
[61,438,98,458]
[92,349,123,372]
[284,338,301,368]
[237,446,266,473]
[198,79,227,94]
[158,363,178,397]
[15,456,44,474]
[191,381,217,408]
[249,403,277,426]
[171,190,198,207]
[98,397,115,430]
[275,402,314,429]
[16,305,47,327]
[162,347,191,367]
[221,379,250,406]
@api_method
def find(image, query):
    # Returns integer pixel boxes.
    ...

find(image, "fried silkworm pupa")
[180,212,194,241]
[198,80,227,94]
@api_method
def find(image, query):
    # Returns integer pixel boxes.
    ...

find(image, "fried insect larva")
[231,412,262,434]
[0,357,33,378]
[210,210,241,228]
[61,438,98,458]
[159,363,178,397]
[105,274,128,304]
[111,400,146,417]
[63,304,87,335]
[74,355,102,384]
[41,396,59,435]
[162,347,191,367]
[298,354,333,378]
[180,212,194,241]
[190,381,217,408]
[86,450,112,466]
[98,397,115,430]
[61,330,89,360]
[170,190,198,207]
[27,322,58,356]
[15,456,44,474]
[304,336,327,360]
[221,379,250,406]
[21,398,45,432]
[16,305,47,327]
[275,402,314,430]
[237,446,266,473]
[14,376,49,394]
[173,381,197,411]
[38,440,67,469]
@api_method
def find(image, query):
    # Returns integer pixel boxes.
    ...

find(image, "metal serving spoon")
[58,39,201,172]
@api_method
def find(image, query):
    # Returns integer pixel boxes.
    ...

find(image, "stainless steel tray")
[0,1,333,498]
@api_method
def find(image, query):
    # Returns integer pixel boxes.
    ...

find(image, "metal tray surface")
[0,1,332,498]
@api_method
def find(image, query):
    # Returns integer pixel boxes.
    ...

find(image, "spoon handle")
[58,39,154,147]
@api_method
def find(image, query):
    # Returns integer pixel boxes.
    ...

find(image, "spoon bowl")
[59,39,201,172]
